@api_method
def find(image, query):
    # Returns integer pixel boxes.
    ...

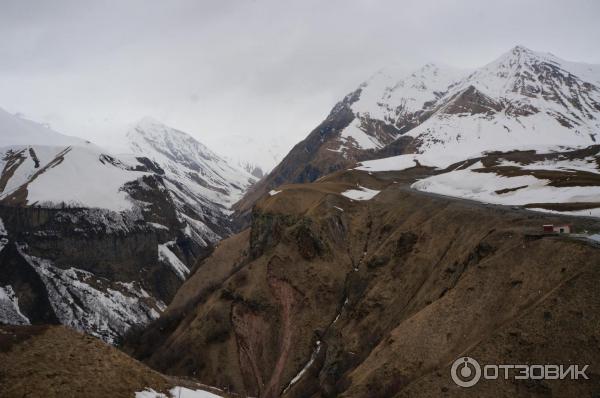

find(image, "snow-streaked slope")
[337,64,467,152]
[0,216,7,253]
[0,110,259,342]
[406,145,600,217]
[236,159,265,179]
[0,285,30,325]
[350,47,600,217]
[19,247,163,344]
[0,111,256,214]
[357,46,600,171]
[158,241,189,280]
[0,107,86,147]
[406,47,599,163]
[412,161,600,215]
[126,118,257,247]
[0,144,147,210]
[0,108,151,210]
[351,64,466,121]
[127,117,256,208]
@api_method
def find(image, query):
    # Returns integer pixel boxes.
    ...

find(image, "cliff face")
[129,168,600,397]
[0,110,258,343]
[0,206,157,279]
[0,205,181,344]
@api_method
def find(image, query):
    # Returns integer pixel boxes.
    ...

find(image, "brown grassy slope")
[131,169,600,398]
[0,325,170,398]
[395,258,600,398]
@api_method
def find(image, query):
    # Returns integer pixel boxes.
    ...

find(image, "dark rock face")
[249,211,296,259]
[0,242,58,324]
[0,204,182,343]
[442,85,503,115]
[0,207,156,282]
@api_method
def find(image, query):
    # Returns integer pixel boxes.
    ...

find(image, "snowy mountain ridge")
[350,47,600,217]
[352,45,600,169]
[127,117,256,209]
[335,63,467,152]
[236,46,600,223]
[0,110,257,342]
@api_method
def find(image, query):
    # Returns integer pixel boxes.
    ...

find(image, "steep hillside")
[0,324,224,398]
[129,166,600,397]
[127,117,255,211]
[0,112,256,343]
[235,46,600,224]
[125,117,257,250]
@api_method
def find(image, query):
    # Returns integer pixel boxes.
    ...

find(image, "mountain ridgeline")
[3,46,600,398]
[234,46,600,225]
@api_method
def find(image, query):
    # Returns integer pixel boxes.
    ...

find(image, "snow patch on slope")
[20,249,161,344]
[158,242,189,280]
[0,285,30,325]
[340,120,383,150]
[26,146,146,210]
[341,186,381,201]
[357,154,423,172]
[412,167,600,208]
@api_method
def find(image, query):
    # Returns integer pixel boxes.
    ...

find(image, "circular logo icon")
[451,357,481,387]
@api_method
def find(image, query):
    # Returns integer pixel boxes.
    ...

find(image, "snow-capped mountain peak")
[128,117,219,167]
[127,117,256,209]
[353,63,466,117]
[440,45,600,132]
[351,46,600,170]
[331,63,467,153]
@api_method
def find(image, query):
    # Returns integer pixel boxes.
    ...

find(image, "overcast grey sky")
[1,0,599,169]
